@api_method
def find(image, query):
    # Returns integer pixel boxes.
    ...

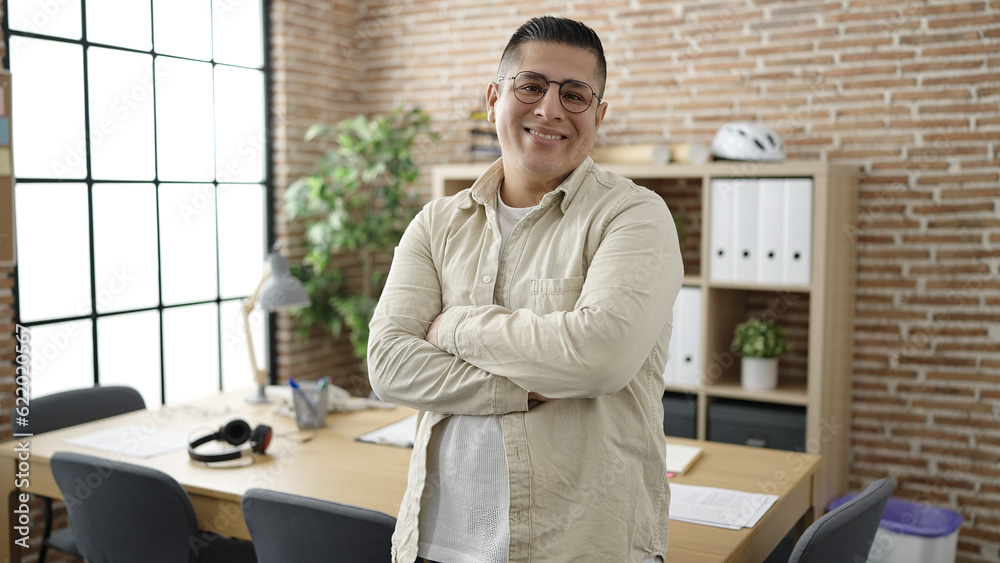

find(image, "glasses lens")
[509,72,596,113]
[560,81,595,113]
[511,72,546,104]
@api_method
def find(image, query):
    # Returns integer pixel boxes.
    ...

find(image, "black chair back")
[50,451,257,563]
[25,386,146,435]
[15,385,146,563]
[788,477,894,563]
[242,488,396,563]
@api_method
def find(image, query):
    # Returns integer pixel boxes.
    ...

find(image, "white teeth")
[529,129,562,141]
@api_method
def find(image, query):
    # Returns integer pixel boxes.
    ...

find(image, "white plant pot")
[741,357,779,391]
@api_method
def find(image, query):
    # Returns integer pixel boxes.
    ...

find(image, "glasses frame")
[497,70,602,114]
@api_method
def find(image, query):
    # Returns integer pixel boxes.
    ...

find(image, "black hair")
[498,16,607,97]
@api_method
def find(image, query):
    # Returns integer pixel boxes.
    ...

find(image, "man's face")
[487,41,608,191]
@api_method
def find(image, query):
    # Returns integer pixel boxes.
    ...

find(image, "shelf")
[706,280,811,293]
[663,383,700,395]
[682,275,702,287]
[704,375,809,407]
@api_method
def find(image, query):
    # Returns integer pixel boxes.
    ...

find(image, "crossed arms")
[368,188,683,415]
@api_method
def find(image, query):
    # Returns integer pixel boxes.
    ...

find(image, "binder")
[783,179,813,285]
[732,179,759,283]
[676,286,702,387]
[757,179,785,284]
[711,177,814,286]
[709,179,736,282]
[662,286,701,388]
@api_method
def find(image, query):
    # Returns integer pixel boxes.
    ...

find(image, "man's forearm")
[367,210,530,415]
[368,323,529,415]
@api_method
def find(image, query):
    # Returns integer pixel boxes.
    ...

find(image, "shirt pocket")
[529,276,586,315]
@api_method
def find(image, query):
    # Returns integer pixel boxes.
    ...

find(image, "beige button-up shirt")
[369,157,684,562]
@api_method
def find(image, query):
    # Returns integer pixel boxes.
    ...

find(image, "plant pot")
[741,357,779,391]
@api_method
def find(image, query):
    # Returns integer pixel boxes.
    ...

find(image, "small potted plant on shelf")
[730,317,788,391]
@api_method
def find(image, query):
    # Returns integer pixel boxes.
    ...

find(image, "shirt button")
[482,275,492,284]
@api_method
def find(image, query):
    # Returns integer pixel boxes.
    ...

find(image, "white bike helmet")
[711,122,786,162]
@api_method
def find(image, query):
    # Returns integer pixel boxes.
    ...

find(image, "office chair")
[788,477,894,563]
[18,385,146,562]
[50,451,257,563]
[242,488,396,563]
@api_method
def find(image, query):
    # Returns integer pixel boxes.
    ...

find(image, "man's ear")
[486,82,500,123]
[594,100,608,129]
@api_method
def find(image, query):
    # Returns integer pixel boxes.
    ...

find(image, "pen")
[289,377,319,419]
[311,376,329,400]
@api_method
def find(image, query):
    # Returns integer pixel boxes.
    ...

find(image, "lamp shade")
[258,254,310,311]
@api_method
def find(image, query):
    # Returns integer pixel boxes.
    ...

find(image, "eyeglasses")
[498,71,601,114]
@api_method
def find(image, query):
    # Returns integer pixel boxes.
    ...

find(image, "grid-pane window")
[6,0,269,405]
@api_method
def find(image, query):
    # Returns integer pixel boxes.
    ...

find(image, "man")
[369,16,683,563]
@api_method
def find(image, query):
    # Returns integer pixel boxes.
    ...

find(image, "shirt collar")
[463,156,595,213]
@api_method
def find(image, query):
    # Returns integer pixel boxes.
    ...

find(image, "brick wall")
[321,1,997,560]
[269,0,374,393]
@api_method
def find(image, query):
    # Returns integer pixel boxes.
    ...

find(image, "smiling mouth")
[527,128,565,141]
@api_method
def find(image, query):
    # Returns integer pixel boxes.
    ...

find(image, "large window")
[6,0,270,406]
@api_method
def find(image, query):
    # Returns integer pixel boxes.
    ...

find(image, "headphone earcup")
[220,419,252,446]
[250,424,273,454]
[188,419,268,464]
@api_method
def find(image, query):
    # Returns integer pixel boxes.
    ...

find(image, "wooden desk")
[1,391,819,562]
[663,438,820,562]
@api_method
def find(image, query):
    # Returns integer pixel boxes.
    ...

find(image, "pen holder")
[292,386,328,429]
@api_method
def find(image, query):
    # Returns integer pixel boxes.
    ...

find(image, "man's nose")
[534,85,566,118]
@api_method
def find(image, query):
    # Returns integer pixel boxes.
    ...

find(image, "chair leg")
[38,497,53,563]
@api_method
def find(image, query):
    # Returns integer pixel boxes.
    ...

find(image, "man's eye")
[519,84,544,93]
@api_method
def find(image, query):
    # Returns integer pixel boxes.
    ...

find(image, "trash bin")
[827,494,964,563]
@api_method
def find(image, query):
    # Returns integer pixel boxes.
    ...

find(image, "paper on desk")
[668,483,778,530]
[65,425,189,458]
[357,414,417,448]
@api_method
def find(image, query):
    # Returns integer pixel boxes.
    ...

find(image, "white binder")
[709,179,736,282]
[757,179,786,284]
[783,179,813,285]
[733,179,759,283]
[675,286,702,388]
[663,286,702,388]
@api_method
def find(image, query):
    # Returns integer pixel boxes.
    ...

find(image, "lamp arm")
[243,267,272,389]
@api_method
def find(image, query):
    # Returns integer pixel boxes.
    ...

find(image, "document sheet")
[65,425,189,458]
[357,413,417,448]
[668,483,778,530]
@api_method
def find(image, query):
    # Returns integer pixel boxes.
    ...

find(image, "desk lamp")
[243,246,310,403]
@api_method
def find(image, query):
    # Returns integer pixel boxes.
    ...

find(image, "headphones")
[188,419,273,464]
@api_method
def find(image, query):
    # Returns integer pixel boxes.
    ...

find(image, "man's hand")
[425,313,444,347]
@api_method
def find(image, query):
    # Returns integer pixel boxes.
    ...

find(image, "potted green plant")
[284,106,437,371]
[731,317,788,390]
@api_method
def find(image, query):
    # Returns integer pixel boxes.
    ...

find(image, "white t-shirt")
[417,193,532,562]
